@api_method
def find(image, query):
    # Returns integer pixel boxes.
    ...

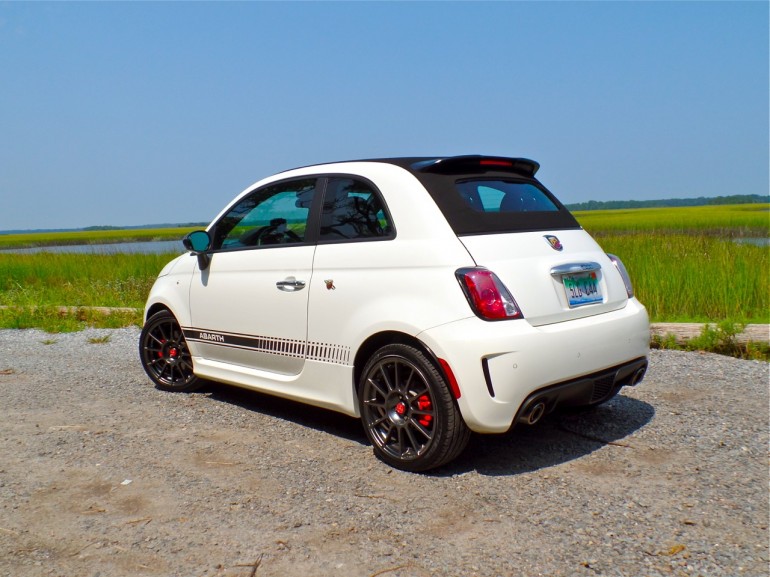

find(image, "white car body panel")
[418,299,649,432]
[143,156,650,447]
[187,245,315,375]
[459,230,629,326]
[191,356,358,416]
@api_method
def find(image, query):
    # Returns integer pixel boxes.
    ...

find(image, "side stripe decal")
[183,328,351,365]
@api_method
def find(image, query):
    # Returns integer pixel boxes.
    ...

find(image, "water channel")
[0,240,186,255]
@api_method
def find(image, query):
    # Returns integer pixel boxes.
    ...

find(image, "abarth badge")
[544,235,563,251]
[324,279,336,290]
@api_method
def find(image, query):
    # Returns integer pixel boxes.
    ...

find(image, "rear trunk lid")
[387,155,633,326]
[459,229,630,327]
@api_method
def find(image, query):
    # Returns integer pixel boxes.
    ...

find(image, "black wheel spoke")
[369,414,389,429]
[403,424,421,454]
[148,331,164,348]
[382,423,396,445]
[367,377,388,399]
[393,362,401,392]
[405,385,429,402]
[378,365,394,392]
[178,358,194,372]
[407,418,432,441]
[395,427,406,456]
[402,366,416,392]
[363,397,387,411]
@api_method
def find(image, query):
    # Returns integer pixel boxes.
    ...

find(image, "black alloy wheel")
[139,310,202,392]
[358,344,470,472]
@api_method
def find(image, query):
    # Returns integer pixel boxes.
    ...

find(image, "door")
[186,178,318,375]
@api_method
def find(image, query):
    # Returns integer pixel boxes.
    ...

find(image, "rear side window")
[319,177,394,242]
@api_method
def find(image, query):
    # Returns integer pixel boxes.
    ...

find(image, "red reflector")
[479,160,513,167]
[438,358,462,399]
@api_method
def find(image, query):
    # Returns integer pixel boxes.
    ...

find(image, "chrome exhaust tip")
[520,401,546,425]
[631,366,647,386]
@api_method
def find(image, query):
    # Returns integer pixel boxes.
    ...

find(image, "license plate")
[562,271,603,307]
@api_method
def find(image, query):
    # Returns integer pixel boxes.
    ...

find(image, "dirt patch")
[0,329,767,576]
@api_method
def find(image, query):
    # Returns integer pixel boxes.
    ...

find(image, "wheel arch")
[144,302,172,323]
[353,330,449,398]
[353,330,471,471]
[143,294,190,327]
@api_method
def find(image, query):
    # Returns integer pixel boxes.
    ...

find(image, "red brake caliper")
[417,394,432,427]
[158,339,166,358]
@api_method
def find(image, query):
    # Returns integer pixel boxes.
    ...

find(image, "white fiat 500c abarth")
[140,155,649,472]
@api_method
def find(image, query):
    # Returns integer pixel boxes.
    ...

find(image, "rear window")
[414,172,580,235]
[456,180,559,213]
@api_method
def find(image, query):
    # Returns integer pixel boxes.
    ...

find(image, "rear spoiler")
[412,155,540,178]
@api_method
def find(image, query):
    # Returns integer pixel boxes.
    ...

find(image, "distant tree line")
[82,222,207,231]
[565,194,768,211]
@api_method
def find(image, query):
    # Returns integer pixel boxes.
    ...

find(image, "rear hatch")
[459,229,629,327]
[393,155,630,327]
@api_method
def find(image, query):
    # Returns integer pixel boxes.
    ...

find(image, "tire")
[358,344,470,472]
[139,310,203,392]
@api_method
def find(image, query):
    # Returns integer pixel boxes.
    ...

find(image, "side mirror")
[183,230,212,270]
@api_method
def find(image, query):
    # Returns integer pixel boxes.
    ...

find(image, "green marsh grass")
[574,203,769,238]
[593,234,768,323]
[0,252,172,308]
[0,227,199,249]
[0,252,175,331]
[0,205,767,337]
[573,204,769,324]
[0,306,141,332]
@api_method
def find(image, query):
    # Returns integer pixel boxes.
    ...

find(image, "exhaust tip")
[520,401,546,425]
[631,367,647,386]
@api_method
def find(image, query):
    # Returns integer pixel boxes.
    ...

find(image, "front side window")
[319,177,393,242]
[212,178,317,250]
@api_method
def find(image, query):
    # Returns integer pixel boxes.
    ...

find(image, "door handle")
[276,277,306,292]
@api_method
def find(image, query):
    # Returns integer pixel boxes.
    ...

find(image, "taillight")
[607,254,634,298]
[455,267,523,321]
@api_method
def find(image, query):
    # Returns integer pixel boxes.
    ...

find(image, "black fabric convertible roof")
[284,155,581,235]
[375,156,580,235]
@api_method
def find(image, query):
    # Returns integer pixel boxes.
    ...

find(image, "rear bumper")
[513,356,648,426]
[417,298,650,433]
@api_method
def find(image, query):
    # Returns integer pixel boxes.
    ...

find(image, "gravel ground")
[0,328,767,577]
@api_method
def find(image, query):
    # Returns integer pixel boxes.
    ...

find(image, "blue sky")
[1,1,767,231]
